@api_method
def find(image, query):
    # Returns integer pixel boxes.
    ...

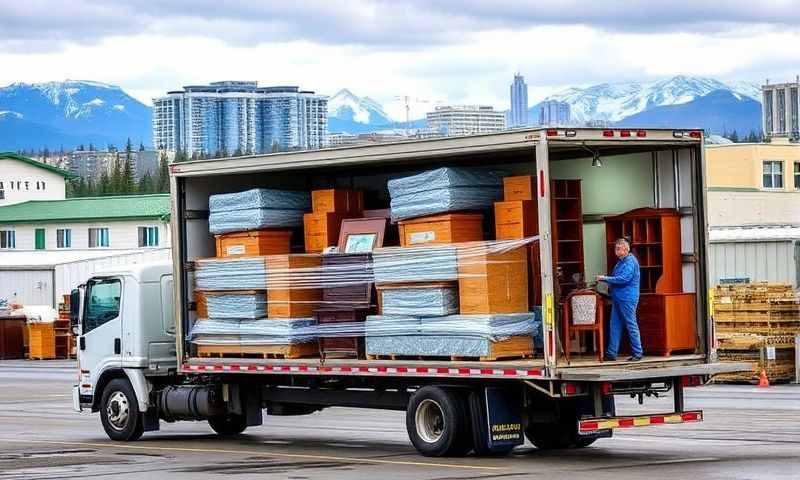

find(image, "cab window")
[83,278,121,333]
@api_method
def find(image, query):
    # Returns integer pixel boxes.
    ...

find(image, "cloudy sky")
[2,0,799,119]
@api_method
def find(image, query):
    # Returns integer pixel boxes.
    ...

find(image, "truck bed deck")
[183,353,744,381]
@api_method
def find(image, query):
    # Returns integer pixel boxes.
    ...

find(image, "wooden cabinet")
[637,293,697,356]
[322,254,374,307]
[398,213,484,247]
[265,255,323,318]
[311,189,363,216]
[494,200,537,240]
[303,212,347,253]
[457,244,529,314]
[28,323,56,360]
[503,175,535,201]
[0,316,26,360]
[215,230,292,258]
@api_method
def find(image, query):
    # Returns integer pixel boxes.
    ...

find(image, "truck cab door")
[78,277,123,399]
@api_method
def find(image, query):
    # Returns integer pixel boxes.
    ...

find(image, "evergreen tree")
[729,130,739,143]
[122,156,135,194]
[85,178,96,197]
[156,151,170,193]
[139,142,146,151]
[138,172,154,193]
[88,142,95,151]
[110,159,123,194]
[98,171,110,196]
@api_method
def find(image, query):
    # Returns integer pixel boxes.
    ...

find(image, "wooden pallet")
[366,336,534,362]
[196,342,318,359]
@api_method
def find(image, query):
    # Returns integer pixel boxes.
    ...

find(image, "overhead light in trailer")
[581,142,603,168]
[673,131,685,138]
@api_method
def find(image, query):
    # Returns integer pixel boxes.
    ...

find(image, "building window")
[35,228,45,250]
[88,227,110,248]
[57,228,72,248]
[0,230,15,249]
[762,160,784,189]
[795,162,800,190]
[138,226,159,247]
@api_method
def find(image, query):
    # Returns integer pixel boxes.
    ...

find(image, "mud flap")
[469,387,524,454]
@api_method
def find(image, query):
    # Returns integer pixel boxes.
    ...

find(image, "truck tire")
[208,414,248,436]
[406,386,471,457]
[100,378,144,441]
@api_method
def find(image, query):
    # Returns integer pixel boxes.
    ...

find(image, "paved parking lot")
[0,360,798,479]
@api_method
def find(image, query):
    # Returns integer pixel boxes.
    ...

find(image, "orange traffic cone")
[757,369,770,388]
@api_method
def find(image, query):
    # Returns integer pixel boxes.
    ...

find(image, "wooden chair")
[561,289,604,363]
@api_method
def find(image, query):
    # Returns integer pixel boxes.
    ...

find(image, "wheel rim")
[106,391,130,431]
[415,399,445,444]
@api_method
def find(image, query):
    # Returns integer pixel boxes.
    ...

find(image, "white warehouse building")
[0,152,71,206]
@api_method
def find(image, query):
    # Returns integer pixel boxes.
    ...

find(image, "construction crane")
[393,96,444,136]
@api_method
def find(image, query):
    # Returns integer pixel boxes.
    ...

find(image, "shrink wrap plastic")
[189,318,316,345]
[388,167,503,221]
[206,293,267,319]
[380,287,459,316]
[195,257,268,290]
[208,188,311,234]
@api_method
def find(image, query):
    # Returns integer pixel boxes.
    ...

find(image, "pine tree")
[139,142,146,151]
[85,178,96,197]
[88,142,95,151]
[98,171,110,196]
[729,130,739,143]
[122,157,135,194]
[138,172,154,193]
[110,159,123,194]
[156,151,170,193]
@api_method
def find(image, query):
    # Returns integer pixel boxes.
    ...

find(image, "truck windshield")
[83,278,121,333]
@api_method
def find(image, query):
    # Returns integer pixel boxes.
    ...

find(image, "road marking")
[0,438,505,472]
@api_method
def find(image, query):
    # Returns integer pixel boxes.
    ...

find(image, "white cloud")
[1,4,798,119]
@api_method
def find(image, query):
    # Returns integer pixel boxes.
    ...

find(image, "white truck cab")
[71,262,178,439]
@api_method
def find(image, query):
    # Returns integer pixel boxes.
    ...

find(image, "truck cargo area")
[172,128,713,375]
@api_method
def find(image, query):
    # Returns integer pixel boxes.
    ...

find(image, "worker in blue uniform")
[596,238,643,362]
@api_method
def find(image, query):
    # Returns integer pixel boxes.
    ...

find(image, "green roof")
[0,194,170,224]
[0,152,75,178]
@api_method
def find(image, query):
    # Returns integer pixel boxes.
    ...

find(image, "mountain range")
[0,75,763,151]
[0,80,151,150]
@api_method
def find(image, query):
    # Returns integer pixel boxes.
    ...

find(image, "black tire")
[100,378,144,441]
[208,414,248,436]
[406,386,472,457]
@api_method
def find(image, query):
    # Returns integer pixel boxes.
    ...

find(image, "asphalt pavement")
[0,360,798,479]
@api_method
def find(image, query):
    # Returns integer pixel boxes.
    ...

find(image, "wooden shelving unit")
[603,208,696,356]
[551,179,585,299]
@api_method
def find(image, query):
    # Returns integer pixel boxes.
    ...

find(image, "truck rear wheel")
[208,414,248,436]
[100,378,144,441]
[406,386,471,457]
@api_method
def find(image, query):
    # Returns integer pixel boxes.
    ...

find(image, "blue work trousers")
[605,299,643,358]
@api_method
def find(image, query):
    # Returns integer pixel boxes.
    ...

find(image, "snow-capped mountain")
[0,80,152,150]
[536,75,761,123]
[328,88,392,126]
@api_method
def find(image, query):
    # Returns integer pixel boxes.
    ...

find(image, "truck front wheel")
[208,414,248,436]
[100,378,144,441]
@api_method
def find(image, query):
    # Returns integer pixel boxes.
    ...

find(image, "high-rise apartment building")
[539,100,571,126]
[152,81,328,156]
[509,74,529,128]
[426,105,506,137]
[762,78,800,141]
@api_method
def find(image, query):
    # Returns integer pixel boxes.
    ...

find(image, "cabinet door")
[637,295,666,353]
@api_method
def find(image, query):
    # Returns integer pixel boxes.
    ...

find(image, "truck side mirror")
[70,288,81,336]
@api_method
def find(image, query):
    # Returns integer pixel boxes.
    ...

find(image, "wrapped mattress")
[208,188,311,234]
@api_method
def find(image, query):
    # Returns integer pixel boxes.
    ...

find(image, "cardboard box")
[215,230,292,258]
[398,213,484,247]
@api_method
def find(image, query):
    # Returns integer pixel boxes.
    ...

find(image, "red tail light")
[601,382,613,395]
[620,130,631,137]
[689,131,702,138]
[636,130,647,137]
[682,375,703,387]
[602,130,614,137]
[546,129,559,136]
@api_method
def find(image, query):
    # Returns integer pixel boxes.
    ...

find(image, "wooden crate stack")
[713,283,800,383]
[56,295,74,359]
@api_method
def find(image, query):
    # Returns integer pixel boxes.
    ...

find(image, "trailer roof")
[169,128,702,177]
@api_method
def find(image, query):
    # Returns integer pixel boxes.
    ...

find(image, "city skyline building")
[152,81,328,156]
[426,105,506,137]
[762,77,800,141]
[509,73,529,128]
[538,100,571,126]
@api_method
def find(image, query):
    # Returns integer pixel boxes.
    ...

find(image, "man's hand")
[596,275,605,282]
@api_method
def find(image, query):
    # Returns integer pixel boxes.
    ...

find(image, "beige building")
[706,141,800,227]
[426,105,506,136]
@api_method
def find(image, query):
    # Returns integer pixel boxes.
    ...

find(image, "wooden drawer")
[322,254,373,305]
[494,200,538,240]
[311,189,364,215]
[266,255,323,318]
[457,244,529,314]
[304,212,346,253]
[503,175,535,201]
[398,213,483,247]
[215,230,292,258]
[637,293,696,356]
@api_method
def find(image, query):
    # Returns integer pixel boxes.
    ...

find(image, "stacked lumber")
[713,283,799,383]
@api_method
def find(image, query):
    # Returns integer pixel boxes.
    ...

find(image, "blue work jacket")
[605,254,640,303]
